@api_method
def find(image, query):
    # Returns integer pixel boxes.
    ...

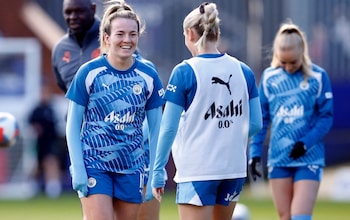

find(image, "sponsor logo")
[204,99,242,129]
[166,84,177,92]
[224,191,239,201]
[211,74,232,94]
[102,83,110,90]
[325,92,333,99]
[268,166,274,174]
[62,51,71,63]
[276,105,304,124]
[204,99,242,120]
[105,111,136,130]
[105,111,136,123]
[308,165,320,174]
[158,88,165,97]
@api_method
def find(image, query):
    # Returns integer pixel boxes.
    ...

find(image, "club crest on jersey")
[299,81,309,90]
[133,84,142,95]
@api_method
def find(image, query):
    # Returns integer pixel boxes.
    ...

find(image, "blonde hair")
[183,2,220,51]
[99,0,144,54]
[271,21,312,81]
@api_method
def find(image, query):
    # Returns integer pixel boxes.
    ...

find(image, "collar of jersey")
[196,53,225,59]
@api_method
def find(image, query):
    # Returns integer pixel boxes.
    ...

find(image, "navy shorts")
[176,178,246,206]
[268,165,323,182]
[82,168,144,203]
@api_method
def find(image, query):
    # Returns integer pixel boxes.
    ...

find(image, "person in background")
[65,1,164,219]
[249,21,334,220]
[28,86,62,198]
[152,2,262,220]
[52,0,100,93]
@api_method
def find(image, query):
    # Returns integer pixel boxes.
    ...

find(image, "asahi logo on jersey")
[276,105,304,124]
[204,99,242,119]
[104,111,136,130]
[204,99,243,129]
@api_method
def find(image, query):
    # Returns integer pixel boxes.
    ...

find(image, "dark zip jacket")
[52,19,100,93]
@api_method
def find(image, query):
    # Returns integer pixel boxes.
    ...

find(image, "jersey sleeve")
[240,61,259,100]
[144,70,165,111]
[65,64,90,106]
[299,67,334,147]
[163,62,197,111]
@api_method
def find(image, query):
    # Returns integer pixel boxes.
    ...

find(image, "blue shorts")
[176,178,246,206]
[268,165,323,182]
[84,168,144,203]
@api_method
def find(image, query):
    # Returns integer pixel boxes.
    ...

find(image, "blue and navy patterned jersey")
[66,55,164,173]
[250,64,333,167]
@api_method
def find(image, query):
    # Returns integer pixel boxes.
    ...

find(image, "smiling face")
[104,18,139,67]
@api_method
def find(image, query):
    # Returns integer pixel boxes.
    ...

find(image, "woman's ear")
[104,32,110,45]
[188,28,197,41]
[185,28,197,42]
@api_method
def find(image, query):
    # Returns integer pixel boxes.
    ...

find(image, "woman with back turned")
[151,2,262,220]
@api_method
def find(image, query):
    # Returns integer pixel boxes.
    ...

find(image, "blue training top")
[249,64,334,167]
[66,54,164,174]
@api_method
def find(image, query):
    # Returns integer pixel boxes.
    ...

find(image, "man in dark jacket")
[52,0,100,93]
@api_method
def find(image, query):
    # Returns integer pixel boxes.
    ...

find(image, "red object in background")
[0,150,8,183]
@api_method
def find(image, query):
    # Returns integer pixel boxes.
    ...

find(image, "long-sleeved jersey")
[250,64,334,167]
[52,20,100,92]
[65,55,164,174]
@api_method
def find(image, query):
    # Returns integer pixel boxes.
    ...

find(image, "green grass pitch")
[0,188,349,220]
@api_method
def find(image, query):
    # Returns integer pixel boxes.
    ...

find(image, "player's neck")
[198,43,220,55]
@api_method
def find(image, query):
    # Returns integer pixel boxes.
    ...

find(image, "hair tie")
[199,2,209,14]
[282,28,297,34]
